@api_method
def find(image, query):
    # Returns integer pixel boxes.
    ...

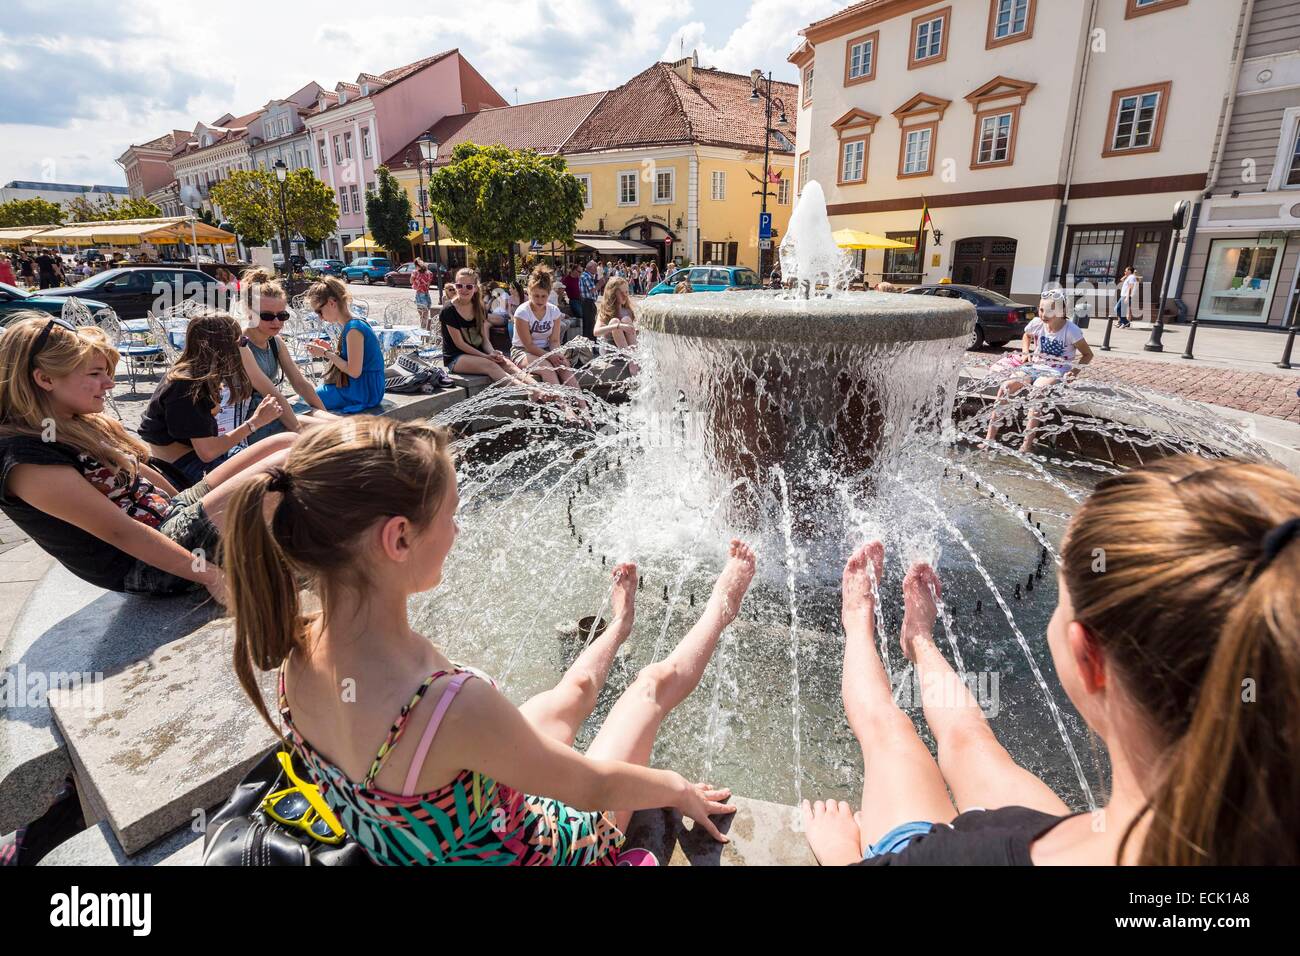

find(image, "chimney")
[672,50,697,87]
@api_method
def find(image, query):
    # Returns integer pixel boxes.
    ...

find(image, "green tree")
[64,195,120,222]
[210,168,338,255]
[364,166,412,261]
[114,197,163,219]
[427,143,584,277]
[0,198,63,227]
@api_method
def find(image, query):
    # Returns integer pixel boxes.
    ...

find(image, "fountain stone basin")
[639,289,976,512]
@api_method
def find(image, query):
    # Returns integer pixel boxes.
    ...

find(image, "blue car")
[0,282,110,326]
[647,265,761,295]
[342,257,392,285]
[306,258,345,278]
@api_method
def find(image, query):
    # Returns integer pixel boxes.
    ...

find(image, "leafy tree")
[64,195,121,222]
[365,166,413,261]
[210,168,338,254]
[114,197,163,219]
[427,143,584,276]
[0,198,63,227]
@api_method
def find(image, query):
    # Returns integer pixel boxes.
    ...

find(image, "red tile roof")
[384,91,608,167]
[562,62,797,155]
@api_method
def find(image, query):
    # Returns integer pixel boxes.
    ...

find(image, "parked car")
[305,258,346,278]
[647,265,762,295]
[384,262,419,287]
[77,249,105,263]
[37,266,224,320]
[902,283,1036,349]
[0,282,111,325]
[272,253,307,272]
[342,257,392,284]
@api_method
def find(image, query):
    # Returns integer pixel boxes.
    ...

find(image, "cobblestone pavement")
[968,350,1300,424]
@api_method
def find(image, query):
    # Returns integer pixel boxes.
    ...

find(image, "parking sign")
[759,212,772,240]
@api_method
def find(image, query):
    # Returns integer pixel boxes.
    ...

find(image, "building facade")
[170,110,266,233]
[1181,0,1300,329]
[562,56,797,273]
[793,0,1245,310]
[0,181,129,209]
[115,133,181,200]
[304,49,506,260]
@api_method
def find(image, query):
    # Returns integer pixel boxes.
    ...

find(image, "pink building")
[304,49,506,259]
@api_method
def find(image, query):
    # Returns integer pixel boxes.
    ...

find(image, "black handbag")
[202,747,372,866]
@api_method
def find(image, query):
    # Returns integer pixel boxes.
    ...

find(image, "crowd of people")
[0,259,1295,868]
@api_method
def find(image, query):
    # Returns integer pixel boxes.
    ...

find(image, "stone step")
[37,819,203,866]
[48,618,277,856]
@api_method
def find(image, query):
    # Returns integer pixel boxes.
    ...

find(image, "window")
[987,0,1035,47]
[264,122,274,139]
[1104,82,1171,156]
[318,139,328,166]
[845,32,878,85]
[575,173,592,207]
[802,65,814,106]
[798,152,809,193]
[1125,0,1189,18]
[333,136,342,163]
[361,127,371,159]
[901,126,935,176]
[339,188,349,214]
[343,131,353,159]
[618,171,638,205]
[366,181,374,196]
[778,177,791,204]
[349,184,360,213]
[909,8,950,68]
[1195,237,1287,325]
[1289,130,1300,186]
[711,170,726,200]
[974,110,1015,166]
[884,232,923,283]
[839,139,867,183]
[655,168,674,203]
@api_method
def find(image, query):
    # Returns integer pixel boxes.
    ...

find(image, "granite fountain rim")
[637,289,976,344]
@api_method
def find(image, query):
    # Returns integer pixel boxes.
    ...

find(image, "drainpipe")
[1048,0,1100,290]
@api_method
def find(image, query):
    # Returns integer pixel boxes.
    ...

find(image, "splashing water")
[409,181,1273,810]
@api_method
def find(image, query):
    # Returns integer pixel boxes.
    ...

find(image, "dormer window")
[339,91,347,104]
[361,84,370,96]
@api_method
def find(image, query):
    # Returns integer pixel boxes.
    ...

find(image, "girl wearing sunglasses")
[303,276,387,414]
[0,312,294,604]
[437,268,537,393]
[236,267,340,444]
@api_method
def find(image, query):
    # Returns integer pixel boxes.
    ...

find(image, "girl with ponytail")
[801,454,1299,866]
[226,415,757,865]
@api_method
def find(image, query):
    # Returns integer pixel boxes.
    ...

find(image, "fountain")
[410,181,1271,812]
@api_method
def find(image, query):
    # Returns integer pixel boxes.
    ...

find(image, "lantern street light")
[416,132,442,278]
[750,69,789,284]
[272,159,293,287]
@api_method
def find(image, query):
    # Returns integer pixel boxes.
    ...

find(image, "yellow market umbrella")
[344,234,382,253]
[833,228,914,250]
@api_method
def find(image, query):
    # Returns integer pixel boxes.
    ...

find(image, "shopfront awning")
[572,236,659,256]
[0,225,60,247]
[833,228,913,250]
[27,217,237,247]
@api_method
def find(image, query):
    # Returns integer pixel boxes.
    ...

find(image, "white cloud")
[0,0,852,185]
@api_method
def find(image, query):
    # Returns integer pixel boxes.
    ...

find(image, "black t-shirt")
[439,302,484,363]
[35,254,57,278]
[138,377,220,447]
[853,807,1076,866]
[0,435,174,591]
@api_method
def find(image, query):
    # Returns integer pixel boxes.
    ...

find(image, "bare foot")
[900,562,941,662]
[841,541,884,634]
[1019,436,1035,454]
[609,561,637,635]
[801,799,864,866]
[709,539,756,622]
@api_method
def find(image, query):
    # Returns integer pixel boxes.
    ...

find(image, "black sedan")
[903,284,1035,349]
[37,267,225,320]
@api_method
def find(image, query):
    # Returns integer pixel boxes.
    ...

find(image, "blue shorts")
[863,820,934,859]
[415,292,432,307]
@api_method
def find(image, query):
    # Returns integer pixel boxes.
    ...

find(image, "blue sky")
[0,0,844,187]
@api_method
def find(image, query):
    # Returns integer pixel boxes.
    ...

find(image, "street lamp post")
[750,69,788,284]
[272,159,291,289]
[417,133,441,291]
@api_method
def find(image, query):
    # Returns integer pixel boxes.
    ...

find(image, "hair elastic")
[1259,517,1300,570]
[267,467,293,494]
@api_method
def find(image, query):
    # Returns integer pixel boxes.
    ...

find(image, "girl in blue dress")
[305,277,386,414]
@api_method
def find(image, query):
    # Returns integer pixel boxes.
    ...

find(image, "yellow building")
[386,55,797,274]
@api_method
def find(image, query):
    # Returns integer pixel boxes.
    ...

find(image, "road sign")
[423,228,431,240]
[759,239,772,250]
[408,219,420,233]
[759,212,773,240]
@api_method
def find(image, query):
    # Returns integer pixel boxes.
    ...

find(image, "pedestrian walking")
[578,260,599,339]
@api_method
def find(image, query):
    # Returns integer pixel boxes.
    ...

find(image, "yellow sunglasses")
[260,751,346,845]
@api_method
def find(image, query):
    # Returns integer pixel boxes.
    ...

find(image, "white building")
[791,0,1245,312]
[0,180,129,210]
[1181,0,1300,330]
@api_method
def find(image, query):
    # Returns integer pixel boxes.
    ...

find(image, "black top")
[439,302,484,363]
[35,253,58,278]
[0,435,174,591]
[138,377,219,448]
[854,807,1077,866]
